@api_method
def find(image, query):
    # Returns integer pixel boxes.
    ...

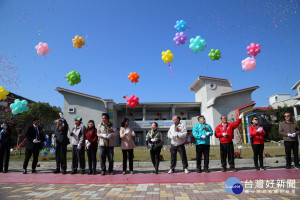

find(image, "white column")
[143,130,146,145]
[293,106,298,119]
[172,105,176,117]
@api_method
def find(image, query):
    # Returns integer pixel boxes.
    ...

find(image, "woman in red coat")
[85,120,98,175]
[249,117,266,171]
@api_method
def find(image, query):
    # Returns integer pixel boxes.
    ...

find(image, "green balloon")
[66,71,81,86]
[208,49,221,61]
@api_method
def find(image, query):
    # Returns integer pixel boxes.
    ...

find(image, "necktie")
[35,126,40,140]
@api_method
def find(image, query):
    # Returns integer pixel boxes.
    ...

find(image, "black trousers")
[71,145,85,171]
[150,147,161,171]
[284,141,299,167]
[170,144,188,170]
[55,143,67,171]
[251,144,264,167]
[220,142,235,169]
[0,145,10,171]
[196,144,210,170]
[87,146,97,171]
[122,149,134,171]
[23,145,40,170]
[100,146,114,172]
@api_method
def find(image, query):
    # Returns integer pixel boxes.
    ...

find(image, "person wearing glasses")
[279,112,300,169]
[249,117,266,170]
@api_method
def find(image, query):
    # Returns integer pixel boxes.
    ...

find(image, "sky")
[0,0,300,109]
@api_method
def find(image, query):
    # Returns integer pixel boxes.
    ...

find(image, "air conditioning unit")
[68,107,75,113]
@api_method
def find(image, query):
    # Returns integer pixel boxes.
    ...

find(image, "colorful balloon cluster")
[128,72,140,84]
[208,49,221,61]
[123,95,139,109]
[72,35,86,48]
[50,148,56,155]
[189,36,206,53]
[174,20,187,31]
[10,99,29,115]
[0,86,9,100]
[41,149,48,156]
[173,32,188,45]
[35,42,50,56]
[66,71,81,86]
[242,42,261,71]
[242,57,256,71]
[247,43,261,56]
[161,50,174,63]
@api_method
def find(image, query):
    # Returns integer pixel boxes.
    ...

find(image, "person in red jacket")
[85,120,98,175]
[249,117,266,171]
[215,113,243,172]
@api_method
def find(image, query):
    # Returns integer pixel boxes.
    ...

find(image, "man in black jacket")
[22,118,45,174]
[53,113,69,174]
[0,121,12,173]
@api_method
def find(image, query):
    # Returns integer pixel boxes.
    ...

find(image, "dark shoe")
[155,170,158,174]
[0,170,3,173]
[231,168,237,172]
[32,170,37,174]
[53,169,60,174]
[3,170,8,173]
[71,170,77,174]
[109,171,114,175]
[255,167,260,171]
[92,170,96,175]
[260,166,266,170]
[197,169,202,173]
[62,170,67,174]
[80,170,85,174]
[204,168,209,173]
[101,171,105,176]
[23,169,27,174]
[295,165,300,169]
[286,166,292,169]
[88,170,92,175]
[221,168,226,172]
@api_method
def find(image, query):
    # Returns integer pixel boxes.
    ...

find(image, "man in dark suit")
[0,121,12,173]
[22,118,45,174]
[53,113,69,174]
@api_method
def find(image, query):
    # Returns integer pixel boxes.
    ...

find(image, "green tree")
[275,105,294,123]
[14,102,61,131]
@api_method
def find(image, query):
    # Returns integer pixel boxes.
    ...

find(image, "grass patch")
[9,142,286,162]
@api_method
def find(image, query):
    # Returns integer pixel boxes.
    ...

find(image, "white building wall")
[268,94,290,105]
[61,92,107,128]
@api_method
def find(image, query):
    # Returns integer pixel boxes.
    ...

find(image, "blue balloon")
[10,99,29,115]
[174,20,187,31]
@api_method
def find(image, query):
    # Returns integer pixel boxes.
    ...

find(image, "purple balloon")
[173,32,188,45]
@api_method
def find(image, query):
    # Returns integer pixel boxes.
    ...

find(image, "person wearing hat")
[22,118,45,174]
[97,113,116,175]
[69,116,86,174]
[53,113,70,174]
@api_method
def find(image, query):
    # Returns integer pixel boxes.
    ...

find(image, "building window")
[275,96,278,102]
[68,107,75,113]
[209,82,217,90]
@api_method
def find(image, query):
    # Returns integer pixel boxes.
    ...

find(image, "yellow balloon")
[161,50,174,63]
[0,86,9,100]
[72,35,85,48]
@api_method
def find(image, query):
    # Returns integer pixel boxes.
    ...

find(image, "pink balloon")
[124,95,140,109]
[246,42,261,57]
[241,57,256,71]
[35,42,50,56]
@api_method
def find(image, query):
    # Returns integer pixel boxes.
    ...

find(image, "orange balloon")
[128,72,140,84]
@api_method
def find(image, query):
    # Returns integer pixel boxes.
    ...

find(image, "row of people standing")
[1,111,298,174]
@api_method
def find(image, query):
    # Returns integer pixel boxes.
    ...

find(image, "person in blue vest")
[192,115,213,173]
